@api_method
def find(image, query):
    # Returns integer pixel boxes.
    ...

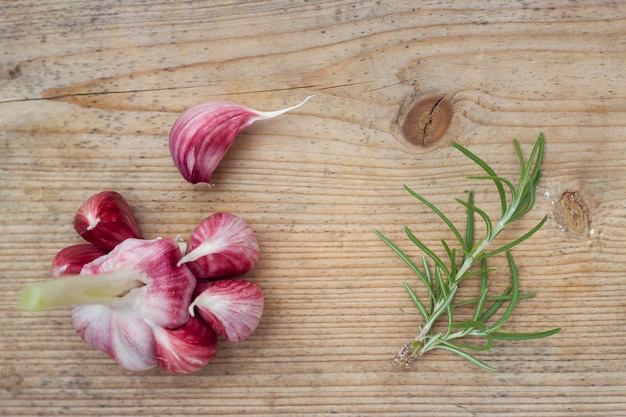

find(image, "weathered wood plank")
[1,1,625,416]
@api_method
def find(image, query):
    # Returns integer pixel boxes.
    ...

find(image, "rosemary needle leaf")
[472,285,489,322]
[404,226,450,279]
[490,328,562,340]
[455,198,493,242]
[453,291,535,308]
[374,229,435,300]
[464,191,475,263]
[451,320,488,331]
[514,138,527,177]
[404,185,467,252]
[422,257,436,309]
[487,251,520,332]
[402,281,430,322]
[484,215,548,258]
[451,141,507,217]
[445,305,454,338]
[434,266,449,298]
[479,286,514,323]
[438,342,495,371]
[456,334,495,352]
[441,240,457,276]
[467,175,517,199]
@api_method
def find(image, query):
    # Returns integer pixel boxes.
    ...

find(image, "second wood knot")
[401,94,452,147]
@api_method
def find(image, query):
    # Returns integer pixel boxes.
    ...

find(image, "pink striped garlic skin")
[72,237,196,371]
[178,213,259,279]
[169,96,312,184]
[51,243,108,277]
[74,191,144,250]
[190,279,264,343]
[154,316,218,374]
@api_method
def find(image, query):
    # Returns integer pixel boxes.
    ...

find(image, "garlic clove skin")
[74,191,144,250]
[153,316,218,374]
[169,96,312,184]
[51,243,108,277]
[73,302,157,371]
[178,213,259,279]
[71,237,197,371]
[189,279,264,343]
[79,237,197,329]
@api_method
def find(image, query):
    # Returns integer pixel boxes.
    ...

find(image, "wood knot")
[558,190,591,236]
[401,94,452,147]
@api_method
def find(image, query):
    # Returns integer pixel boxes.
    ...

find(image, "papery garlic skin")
[74,191,144,250]
[190,279,264,343]
[72,237,196,371]
[178,213,259,279]
[74,302,157,371]
[153,316,218,374]
[169,96,312,184]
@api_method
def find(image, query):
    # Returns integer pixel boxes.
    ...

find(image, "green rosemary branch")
[376,134,560,370]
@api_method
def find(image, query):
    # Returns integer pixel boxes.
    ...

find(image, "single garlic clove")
[178,213,259,279]
[51,243,108,277]
[74,191,144,250]
[169,96,312,184]
[189,279,264,343]
[153,316,218,374]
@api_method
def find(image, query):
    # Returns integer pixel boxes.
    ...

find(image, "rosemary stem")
[416,210,512,346]
[456,214,512,281]
[415,286,458,341]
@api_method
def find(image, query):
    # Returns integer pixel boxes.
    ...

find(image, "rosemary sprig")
[376,134,560,370]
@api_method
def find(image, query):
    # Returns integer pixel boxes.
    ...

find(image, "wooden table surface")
[1,1,625,416]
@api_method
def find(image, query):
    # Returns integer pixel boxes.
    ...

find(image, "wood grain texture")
[1,1,625,415]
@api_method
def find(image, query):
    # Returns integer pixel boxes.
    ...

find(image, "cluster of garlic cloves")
[20,96,314,373]
[20,191,263,374]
